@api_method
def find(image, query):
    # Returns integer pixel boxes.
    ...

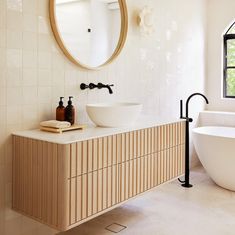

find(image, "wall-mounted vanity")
[12,120,185,231]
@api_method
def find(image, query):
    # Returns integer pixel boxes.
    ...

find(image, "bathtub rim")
[192,126,235,139]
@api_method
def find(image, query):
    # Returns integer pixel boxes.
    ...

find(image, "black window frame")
[223,22,235,98]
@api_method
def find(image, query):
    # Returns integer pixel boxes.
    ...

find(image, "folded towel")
[40,120,71,129]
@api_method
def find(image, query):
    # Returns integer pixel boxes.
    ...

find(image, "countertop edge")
[12,119,184,144]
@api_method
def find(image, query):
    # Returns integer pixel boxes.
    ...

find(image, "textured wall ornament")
[137,6,154,35]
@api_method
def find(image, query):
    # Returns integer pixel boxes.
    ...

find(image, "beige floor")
[58,166,235,235]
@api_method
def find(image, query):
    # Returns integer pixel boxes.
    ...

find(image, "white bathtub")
[193,126,235,191]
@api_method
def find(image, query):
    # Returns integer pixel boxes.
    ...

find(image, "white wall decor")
[138,6,154,35]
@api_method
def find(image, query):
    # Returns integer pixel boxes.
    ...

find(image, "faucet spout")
[97,83,113,94]
[106,85,113,94]
[179,92,209,188]
[185,93,209,117]
[80,82,114,94]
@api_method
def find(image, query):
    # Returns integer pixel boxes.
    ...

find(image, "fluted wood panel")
[12,121,185,231]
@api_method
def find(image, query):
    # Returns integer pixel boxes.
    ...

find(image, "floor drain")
[105,223,127,233]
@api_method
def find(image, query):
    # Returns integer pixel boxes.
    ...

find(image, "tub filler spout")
[179,93,209,188]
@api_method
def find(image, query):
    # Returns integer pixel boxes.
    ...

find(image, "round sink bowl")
[86,102,142,127]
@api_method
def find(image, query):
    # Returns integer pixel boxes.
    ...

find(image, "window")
[224,22,235,97]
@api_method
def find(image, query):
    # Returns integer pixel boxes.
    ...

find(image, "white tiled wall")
[0,0,207,234]
[206,0,235,111]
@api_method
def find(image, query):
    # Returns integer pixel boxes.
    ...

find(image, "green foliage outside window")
[227,69,235,96]
[226,40,235,96]
[225,25,235,97]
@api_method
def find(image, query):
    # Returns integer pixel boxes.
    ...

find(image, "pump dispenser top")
[65,96,75,125]
[59,97,64,106]
[56,97,65,121]
[68,96,73,105]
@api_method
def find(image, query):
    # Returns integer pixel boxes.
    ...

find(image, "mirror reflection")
[55,0,122,68]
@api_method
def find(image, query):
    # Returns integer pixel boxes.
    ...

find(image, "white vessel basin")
[86,102,142,127]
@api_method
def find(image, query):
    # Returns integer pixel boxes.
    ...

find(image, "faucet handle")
[89,83,96,89]
[80,83,88,90]
[180,100,183,118]
[97,82,103,88]
[188,118,193,122]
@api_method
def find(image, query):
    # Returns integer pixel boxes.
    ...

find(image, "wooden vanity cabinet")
[12,121,185,231]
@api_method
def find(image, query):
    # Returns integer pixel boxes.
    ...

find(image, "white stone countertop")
[12,116,183,144]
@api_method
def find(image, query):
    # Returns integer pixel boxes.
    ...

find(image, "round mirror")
[49,0,128,70]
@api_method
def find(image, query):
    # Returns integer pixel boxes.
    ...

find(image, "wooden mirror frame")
[49,0,128,70]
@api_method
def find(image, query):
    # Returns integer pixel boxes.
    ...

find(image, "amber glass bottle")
[56,97,65,121]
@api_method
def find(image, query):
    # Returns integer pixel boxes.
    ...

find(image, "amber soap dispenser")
[56,97,65,121]
[65,96,75,125]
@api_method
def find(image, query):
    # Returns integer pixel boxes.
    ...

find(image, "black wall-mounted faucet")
[80,83,114,94]
[179,93,209,188]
